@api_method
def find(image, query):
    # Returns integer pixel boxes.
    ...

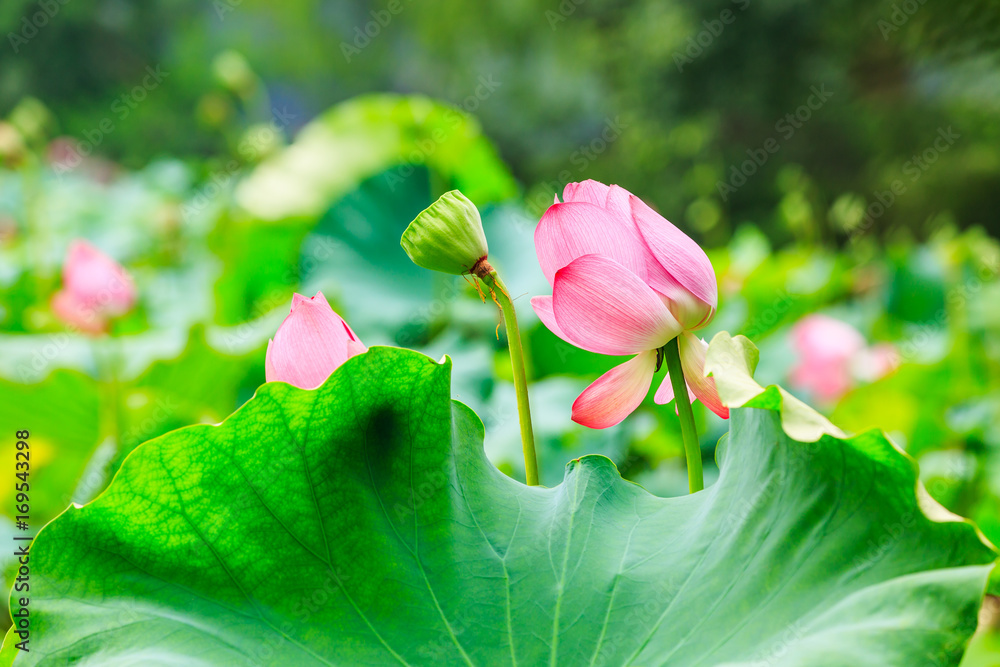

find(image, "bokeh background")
[2,0,1000,658]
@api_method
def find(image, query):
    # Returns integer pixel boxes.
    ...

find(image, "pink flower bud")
[51,240,136,333]
[789,314,896,403]
[265,292,367,389]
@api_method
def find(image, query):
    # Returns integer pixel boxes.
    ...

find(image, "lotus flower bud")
[265,291,367,389]
[789,314,897,403]
[400,190,490,276]
[52,240,136,334]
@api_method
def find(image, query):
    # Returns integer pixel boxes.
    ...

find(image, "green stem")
[479,269,539,486]
[664,337,703,493]
[95,337,122,448]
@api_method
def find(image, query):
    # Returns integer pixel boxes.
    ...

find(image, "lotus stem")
[664,337,703,493]
[477,264,539,486]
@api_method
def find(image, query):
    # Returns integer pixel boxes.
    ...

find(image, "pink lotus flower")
[531,180,728,429]
[789,314,897,403]
[52,240,136,334]
[265,291,367,389]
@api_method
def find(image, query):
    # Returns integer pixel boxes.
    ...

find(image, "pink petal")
[530,295,579,347]
[604,184,632,220]
[855,343,898,381]
[788,315,870,402]
[791,314,866,364]
[606,185,716,329]
[562,179,611,205]
[630,195,718,311]
[51,290,106,334]
[309,292,368,354]
[535,202,647,286]
[552,255,682,356]
[572,350,657,429]
[265,339,278,380]
[346,338,369,357]
[657,285,715,332]
[62,240,136,316]
[790,359,852,403]
[653,372,696,406]
[265,291,365,389]
[678,332,729,419]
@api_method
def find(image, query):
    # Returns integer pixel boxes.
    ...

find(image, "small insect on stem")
[655,345,666,372]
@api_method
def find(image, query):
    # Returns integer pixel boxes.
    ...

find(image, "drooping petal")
[535,201,647,286]
[62,240,136,316]
[653,372,696,406]
[572,350,657,429]
[562,179,611,206]
[678,332,729,419]
[265,291,365,389]
[630,195,718,311]
[552,255,683,356]
[530,295,579,347]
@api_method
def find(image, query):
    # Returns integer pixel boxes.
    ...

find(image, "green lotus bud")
[401,190,490,276]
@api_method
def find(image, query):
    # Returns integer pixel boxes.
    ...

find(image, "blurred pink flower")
[531,179,727,429]
[47,137,118,183]
[52,240,136,334]
[853,342,900,383]
[265,291,367,389]
[789,314,897,403]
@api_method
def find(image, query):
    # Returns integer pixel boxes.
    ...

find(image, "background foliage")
[1,0,999,662]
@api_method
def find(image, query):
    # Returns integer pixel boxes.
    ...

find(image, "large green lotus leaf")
[233,94,517,223]
[2,346,995,666]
